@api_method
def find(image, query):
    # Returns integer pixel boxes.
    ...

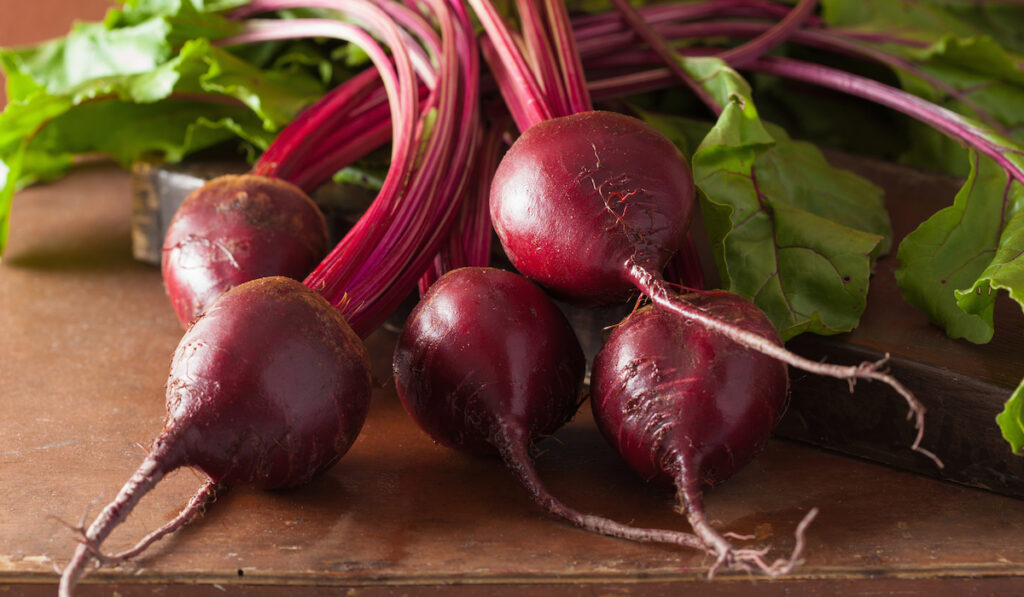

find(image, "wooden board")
[777,153,1024,497]
[4,164,1024,594]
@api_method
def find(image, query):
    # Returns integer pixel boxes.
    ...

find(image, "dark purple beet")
[591,292,788,488]
[393,267,710,553]
[591,291,809,576]
[489,111,934,469]
[60,276,371,596]
[394,266,585,454]
[489,110,694,306]
[162,174,329,326]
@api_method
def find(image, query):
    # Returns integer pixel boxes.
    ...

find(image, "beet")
[59,276,371,596]
[161,175,329,326]
[394,267,711,553]
[490,110,693,306]
[591,291,813,575]
[395,267,584,453]
[489,110,935,465]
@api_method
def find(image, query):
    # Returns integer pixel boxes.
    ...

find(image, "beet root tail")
[495,433,706,550]
[674,471,818,578]
[59,440,184,597]
[105,479,222,563]
[629,266,942,469]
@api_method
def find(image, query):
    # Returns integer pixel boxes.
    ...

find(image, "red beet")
[161,174,329,326]
[59,277,371,596]
[490,110,693,306]
[394,267,711,552]
[592,293,788,487]
[395,267,585,454]
[489,110,934,465]
[591,291,813,576]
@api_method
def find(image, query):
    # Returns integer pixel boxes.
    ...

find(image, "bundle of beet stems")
[59,1,481,594]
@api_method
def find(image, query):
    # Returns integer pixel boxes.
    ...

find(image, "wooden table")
[3,164,1024,596]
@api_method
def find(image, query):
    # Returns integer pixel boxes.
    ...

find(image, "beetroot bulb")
[59,277,372,596]
[161,174,329,325]
[394,267,714,553]
[591,291,816,575]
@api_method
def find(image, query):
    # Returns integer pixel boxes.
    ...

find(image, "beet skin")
[162,174,329,326]
[591,292,789,488]
[489,110,694,306]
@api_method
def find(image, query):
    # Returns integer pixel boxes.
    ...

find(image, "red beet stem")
[608,0,721,116]
[493,429,706,551]
[714,0,818,67]
[59,436,186,597]
[627,264,942,468]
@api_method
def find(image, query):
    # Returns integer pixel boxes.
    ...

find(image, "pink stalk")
[418,110,507,292]
[309,0,482,336]
[581,17,1010,136]
[290,84,430,190]
[608,0,722,115]
[715,0,818,67]
[543,0,592,114]
[465,0,552,128]
[234,0,436,86]
[745,56,1024,184]
[253,67,383,180]
[517,0,572,116]
[573,0,812,40]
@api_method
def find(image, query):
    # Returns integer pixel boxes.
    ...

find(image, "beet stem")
[59,439,184,597]
[609,0,722,116]
[714,0,818,68]
[629,264,943,469]
[494,431,706,551]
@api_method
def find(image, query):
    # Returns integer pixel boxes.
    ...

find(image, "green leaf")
[0,24,327,257]
[822,0,1024,55]
[870,35,1024,176]
[818,2,1024,177]
[997,379,1024,455]
[954,176,1024,325]
[643,57,891,340]
[0,142,26,255]
[821,0,989,38]
[895,151,1024,343]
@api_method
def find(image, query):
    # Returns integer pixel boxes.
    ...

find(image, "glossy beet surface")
[59,276,372,596]
[591,293,789,488]
[489,111,694,306]
[162,174,329,326]
[166,276,372,489]
[393,267,586,455]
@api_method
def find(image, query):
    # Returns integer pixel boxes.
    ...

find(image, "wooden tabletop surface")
[3,164,1024,596]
